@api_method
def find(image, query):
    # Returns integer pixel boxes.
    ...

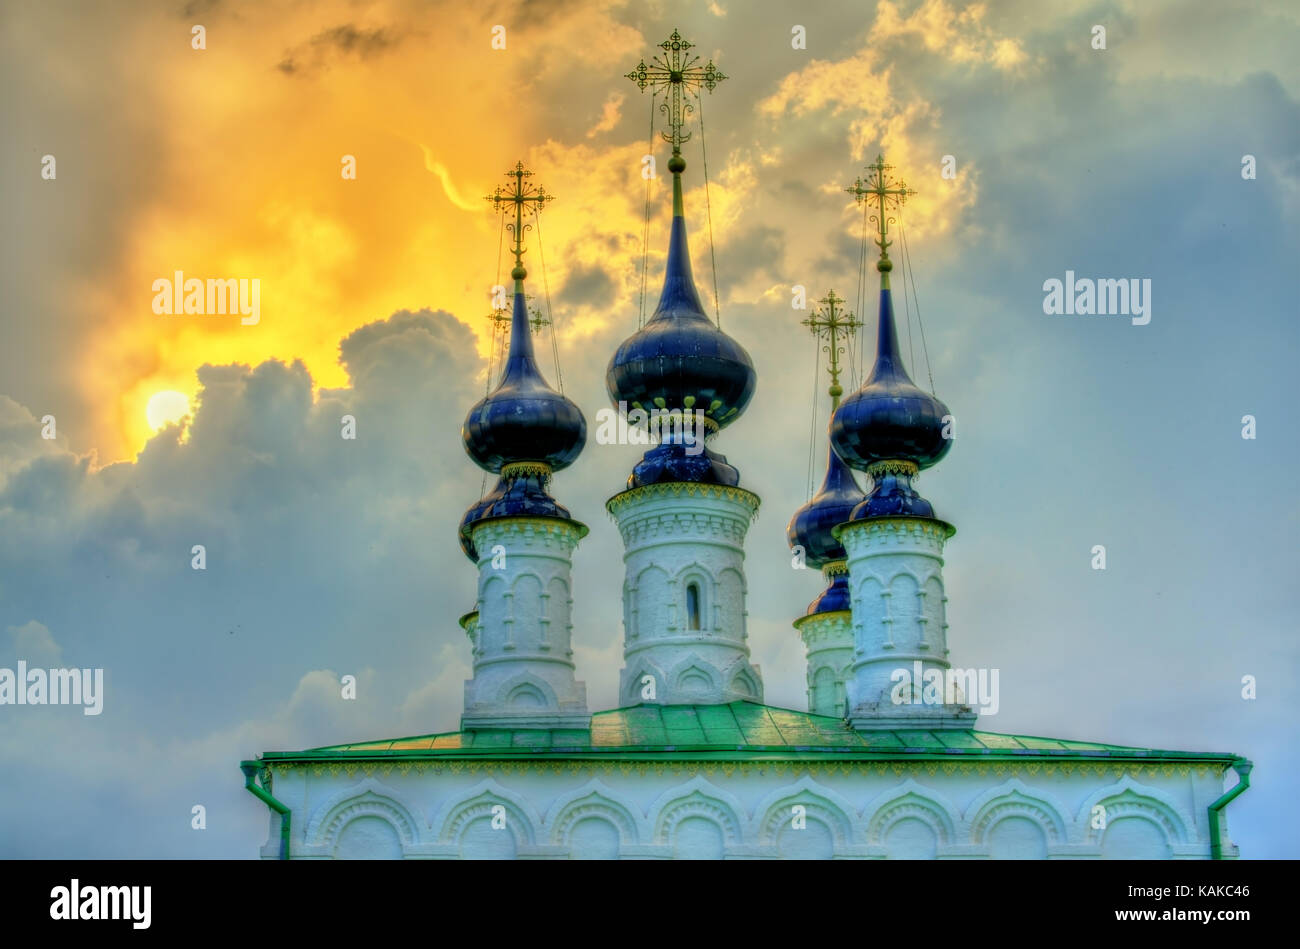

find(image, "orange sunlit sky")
[7,0,993,459]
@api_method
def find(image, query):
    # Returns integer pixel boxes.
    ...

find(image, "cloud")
[420,147,483,211]
[278,23,405,76]
[586,92,625,138]
[871,0,1030,73]
[5,621,63,666]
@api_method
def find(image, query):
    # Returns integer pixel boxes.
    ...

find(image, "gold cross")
[626,29,726,157]
[485,161,552,278]
[845,155,916,275]
[528,303,550,335]
[801,290,861,409]
[487,294,546,336]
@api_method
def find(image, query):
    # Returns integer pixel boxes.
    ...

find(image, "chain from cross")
[485,161,552,277]
[845,154,916,271]
[801,290,861,409]
[625,29,726,157]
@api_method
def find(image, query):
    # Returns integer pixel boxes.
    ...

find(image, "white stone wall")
[794,611,853,717]
[257,762,1240,860]
[462,517,589,730]
[609,484,764,705]
[840,517,974,728]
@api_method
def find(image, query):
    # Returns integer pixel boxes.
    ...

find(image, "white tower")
[605,57,763,707]
[787,290,865,718]
[829,157,976,731]
[457,162,590,731]
[461,509,590,729]
[610,482,761,705]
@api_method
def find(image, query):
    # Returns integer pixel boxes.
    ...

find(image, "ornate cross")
[845,155,916,273]
[486,306,511,335]
[528,303,550,335]
[487,294,547,337]
[626,29,726,158]
[801,290,861,409]
[485,161,552,277]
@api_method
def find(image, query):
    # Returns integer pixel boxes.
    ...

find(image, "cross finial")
[485,161,552,284]
[488,294,547,337]
[626,29,726,166]
[486,305,511,335]
[801,290,861,409]
[528,301,551,335]
[845,154,916,286]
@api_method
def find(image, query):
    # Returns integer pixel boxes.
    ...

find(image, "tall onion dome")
[829,156,951,521]
[787,290,866,614]
[787,443,864,613]
[607,32,755,488]
[459,163,585,560]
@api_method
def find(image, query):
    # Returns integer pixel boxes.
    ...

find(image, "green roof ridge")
[263,701,1241,764]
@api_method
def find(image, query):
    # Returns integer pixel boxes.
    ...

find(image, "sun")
[145,390,191,432]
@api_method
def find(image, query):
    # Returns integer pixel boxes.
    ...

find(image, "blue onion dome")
[830,282,953,521]
[606,175,755,487]
[806,569,850,616]
[459,264,586,561]
[463,282,586,473]
[830,287,951,472]
[786,439,865,568]
[458,471,578,562]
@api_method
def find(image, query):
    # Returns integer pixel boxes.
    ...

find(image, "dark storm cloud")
[278,24,404,76]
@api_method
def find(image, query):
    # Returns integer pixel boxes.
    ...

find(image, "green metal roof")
[259,702,1240,765]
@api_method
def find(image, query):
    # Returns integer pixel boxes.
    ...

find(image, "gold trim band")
[866,459,919,479]
[500,461,553,480]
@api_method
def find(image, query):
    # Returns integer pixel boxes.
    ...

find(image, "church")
[241,31,1249,860]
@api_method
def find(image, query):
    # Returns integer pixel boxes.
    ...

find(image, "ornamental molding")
[865,459,920,479]
[964,780,1070,844]
[546,780,645,847]
[607,482,761,518]
[1072,776,1192,845]
[753,776,856,846]
[648,777,745,845]
[839,517,953,553]
[470,517,587,554]
[616,508,752,548]
[863,779,961,844]
[275,760,1228,781]
[794,612,853,642]
[305,779,422,849]
[431,778,542,846]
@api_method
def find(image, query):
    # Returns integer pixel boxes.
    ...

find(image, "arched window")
[686,582,702,631]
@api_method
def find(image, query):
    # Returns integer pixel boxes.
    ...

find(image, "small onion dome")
[807,568,850,616]
[786,441,865,568]
[457,466,577,562]
[628,433,740,488]
[606,206,756,436]
[830,288,951,471]
[850,462,937,520]
[458,494,495,561]
[462,286,585,473]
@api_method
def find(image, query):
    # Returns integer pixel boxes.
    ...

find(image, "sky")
[0,0,1296,858]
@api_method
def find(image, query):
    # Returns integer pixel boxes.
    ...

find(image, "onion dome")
[830,287,950,471]
[606,170,755,487]
[459,161,585,560]
[462,286,585,474]
[786,440,865,568]
[830,283,951,521]
[458,281,584,561]
[807,569,850,615]
[458,468,576,561]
